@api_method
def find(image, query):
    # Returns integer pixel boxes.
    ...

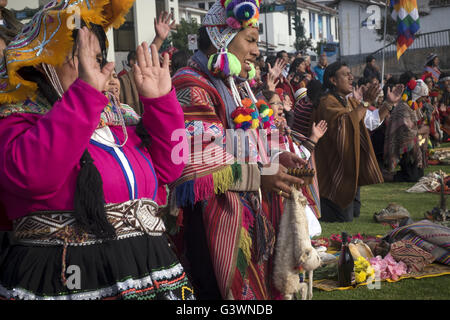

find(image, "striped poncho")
[168,65,286,299]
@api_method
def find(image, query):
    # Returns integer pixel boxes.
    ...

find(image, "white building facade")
[181,0,339,54]
[259,0,339,54]
[178,4,208,24]
[10,0,341,66]
[338,0,450,57]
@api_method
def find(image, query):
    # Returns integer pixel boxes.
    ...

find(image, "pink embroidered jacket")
[0,79,187,229]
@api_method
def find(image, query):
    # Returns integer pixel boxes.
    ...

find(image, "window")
[309,12,316,39]
[259,22,264,35]
[335,17,339,41]
[198,3,205,9]
[318,14,323,39]
[326,16,332,41]
[113,5,135,52]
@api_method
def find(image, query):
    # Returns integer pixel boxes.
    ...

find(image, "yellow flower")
[366,266,375,277]
[355,271,367,283]
[354,256,370,272]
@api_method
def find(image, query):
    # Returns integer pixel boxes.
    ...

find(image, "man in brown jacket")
[312,62,403,222]
[119,50,144,115]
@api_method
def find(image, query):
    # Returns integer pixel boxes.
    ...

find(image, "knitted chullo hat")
[202,0,272,130]
[0,0,135,104]
[203,0,260,79]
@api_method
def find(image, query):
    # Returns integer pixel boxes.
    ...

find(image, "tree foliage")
[169,18,200,52]
[293,14,313,52]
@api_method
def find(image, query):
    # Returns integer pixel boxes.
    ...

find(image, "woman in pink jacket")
[0,0,192,300]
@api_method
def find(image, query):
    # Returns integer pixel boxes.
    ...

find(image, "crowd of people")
[0,0,448,300]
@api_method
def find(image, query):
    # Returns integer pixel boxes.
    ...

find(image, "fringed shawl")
[384,100,423,171]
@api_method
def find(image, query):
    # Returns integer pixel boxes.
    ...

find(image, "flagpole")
[381,0,389,87]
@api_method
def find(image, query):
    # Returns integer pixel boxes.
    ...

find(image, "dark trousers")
[182,203,222,300]
[319,187,361,222]
[394,151,424,183]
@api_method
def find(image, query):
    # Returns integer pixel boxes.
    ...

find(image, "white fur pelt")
[273,187,321,300]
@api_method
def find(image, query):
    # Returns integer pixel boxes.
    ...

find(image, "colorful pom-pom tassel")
[407,79,417,90]
[234,2,257,21]
[226,16,242,29]
[247,63,256,80]
[241,98,253,108]
[208,48,242,77]
[222,0,260,30]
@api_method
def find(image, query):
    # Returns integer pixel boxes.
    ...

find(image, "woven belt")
[13,198,166,246]
[13,198,167,286]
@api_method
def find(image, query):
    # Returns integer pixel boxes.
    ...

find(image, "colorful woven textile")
[390,0,420,60]
[390,240,435,272]
[386,220,450,265]
[0,93,140,128]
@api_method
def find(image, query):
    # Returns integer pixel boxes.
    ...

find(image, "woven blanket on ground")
[385,220,450,265]
[313,263,450,291]
[406,171,449,194]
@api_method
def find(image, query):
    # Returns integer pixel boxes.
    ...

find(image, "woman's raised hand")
[266,65,280,91]
[310,120,328,143]
[77,27,115,92]
[386,84,405,105]
[269,58,286,79]
[133,42,172,99]
[154,11,176,43]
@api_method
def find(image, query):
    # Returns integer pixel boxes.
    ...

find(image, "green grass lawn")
[312,144,450,300]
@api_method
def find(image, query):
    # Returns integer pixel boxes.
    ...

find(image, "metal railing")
[372,29,450,57]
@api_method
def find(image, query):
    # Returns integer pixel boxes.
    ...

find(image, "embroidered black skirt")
[0,233,195,300]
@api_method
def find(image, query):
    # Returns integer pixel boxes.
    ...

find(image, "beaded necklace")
[95,92,129,148]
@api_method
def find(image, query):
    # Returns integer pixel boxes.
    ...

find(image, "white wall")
[7,0,39,10]
[339,1,385,56]
[339,1,450,57]
[106,28,115,63]
[419,7,450,33]
[134,0,157,47]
